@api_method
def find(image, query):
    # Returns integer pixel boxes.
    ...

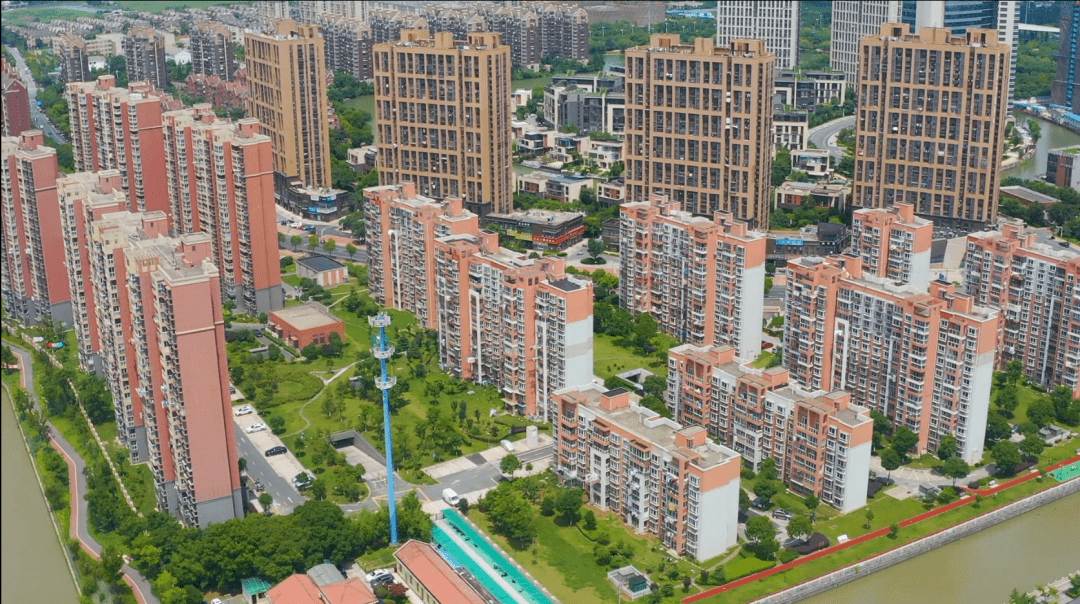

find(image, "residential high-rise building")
[57,33,91,84]
[964,222,1080,397]
[374,30,513,216]
[1053,1,1080,112]
[849,203,933,289]
[434,232,593,419]
[618,194,766,360]
[317,15,374,80]
[831,1,903,82]
[362,183,479,328]
[190,22,238,81]
[2,59,32,138]
[245,19,332,189]
[1046,146,1080,190]
[552,384,742,561]
[367,9,429,45]
[666,344,873,512]
[296,0,370,23]
[478,3,589,68]
[257,1,292,21]
[623,34,774,227]
[784,254,999,463]
[124,27,169,91]
[853,24,1009,229]
[715,1,800,70]
[1,131,70,326]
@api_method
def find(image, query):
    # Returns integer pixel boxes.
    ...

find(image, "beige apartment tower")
[245,19,332,189]
[623,34,774,228]
[373,30,513,216]
[853,24,1009,228]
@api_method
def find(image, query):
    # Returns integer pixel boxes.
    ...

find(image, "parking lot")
[232,407,308,489]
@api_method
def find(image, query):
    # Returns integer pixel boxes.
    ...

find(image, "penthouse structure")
[553,384,741,561]
[316,15,374,80]
[715,1,800,70]
[666,344,873,512]
[374,30,513,216]
[619,195,766,360]
[124,27,169,91]
[2,59,32,137]
[190,22,238,81]
[623,35,774,227]
[57,33,92,84]
[785,254,999,463]
[363,183,479,328]
[434,232,594,419]
[1,131,70,326]
[849,203,933,289]
[853,24,1010,228]
[965,222,1080,397]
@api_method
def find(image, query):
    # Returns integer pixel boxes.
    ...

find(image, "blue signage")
[776,238,805,246]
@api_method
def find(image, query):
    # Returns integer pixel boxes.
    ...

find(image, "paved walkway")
[8,343,159,604]
[869,455,992,491]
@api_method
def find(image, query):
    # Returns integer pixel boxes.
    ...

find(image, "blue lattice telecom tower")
[369,312,399,545]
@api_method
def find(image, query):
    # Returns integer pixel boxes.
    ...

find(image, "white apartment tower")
[715,1,801,70]
[830,1,903,82]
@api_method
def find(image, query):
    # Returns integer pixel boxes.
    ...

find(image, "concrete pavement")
[806,115,855,159]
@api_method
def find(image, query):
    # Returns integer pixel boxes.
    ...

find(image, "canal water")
[801,491,1080,604]
[1,387,80,603]
[1004,117,1080,180]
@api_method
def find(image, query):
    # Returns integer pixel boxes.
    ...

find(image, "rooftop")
[548,278,584,293]
[270,302,343,331]
[394,540,488,604]
[1000,185,1060,205]
[486,209,585,227]
[297,255,346,273]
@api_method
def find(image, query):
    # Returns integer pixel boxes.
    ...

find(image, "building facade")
[623,34,774,227]
[774,70,847,112]
[715,1,800,70]
[1046,146,1080,190]
[849,203,933,288]
[374,30,513,216]
[57,33,92,84]
[785,254,999,463]
[619,195,766,360]
[553,384,742,561]
[831,1,903,82]
[964,222,1080,397]
[317,15,374,80]
[190,22,238,81]
[245,19,332,189]
[124,27,169,91]
[853,24,1009,228]
[482,209,586,252]
[1053,1,1080,112]
[1,59,32,138]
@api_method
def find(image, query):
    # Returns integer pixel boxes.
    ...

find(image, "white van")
[442,488,460,506]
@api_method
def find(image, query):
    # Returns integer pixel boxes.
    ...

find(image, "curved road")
[807,115,855,159]
[7,343,158,604]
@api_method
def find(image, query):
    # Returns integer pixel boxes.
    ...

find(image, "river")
[801,491,1080,604]
[1004,117,1080,180]
[1,386,80,603]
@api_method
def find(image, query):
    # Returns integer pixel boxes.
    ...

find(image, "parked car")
[500,439,516,453]
[365,569,391,584]
[246,423,267,434]
[772,508,795,521]
[442,488,460,506]
[752,496,770,510]
[293,472,315,489]
[371,573,394,587]
[229,386,237,394]
[233,405,253,416]
[264,446,287,456]
[289,221,302,228]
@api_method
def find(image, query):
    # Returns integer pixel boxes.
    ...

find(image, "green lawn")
[2,7,97,26]
[593,333,672,380]
[817,490,925,541]
[725,554,775,580]
[111,0,251,12]
[751,351,780,369]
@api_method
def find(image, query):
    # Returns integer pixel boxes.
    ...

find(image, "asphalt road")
[235,425,304,515]
[806,115,855,159]
[5,45,69,143]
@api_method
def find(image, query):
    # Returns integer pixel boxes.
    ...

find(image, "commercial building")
[434,232,594,419]
[482,209,586,252]
[852,24,1010,229]
[553,384,742,561]
[619,195,766,360]
[295,255,348,287]
[316,15,373,80]
[849,203,933,289]
[1,131,70,326]
[268,302,346,351]
[190,22,238,81]
[1,59,32,138]
[784,254,999,463]
[666,344,873,512]
[57,33,92,84]
[775,181,851,212]
[774,70,847,112]
[964,222,1080,397]
[394,540,488,604]
[374,30,513,216]
[623,34,774,227]
[1053,1,1080,112]
[831,1,903,82]
[363,182,480,328]
[715,1,800,70]
[1046,146,1080,190]
[124,27,169,91]
[245,19,332,189]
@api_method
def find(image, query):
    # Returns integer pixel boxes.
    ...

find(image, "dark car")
[772,508,795,521]
[370,573,394,587]
[264,446,287,457]
[752,496,770,510]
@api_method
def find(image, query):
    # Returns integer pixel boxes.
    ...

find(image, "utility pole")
[370,312,399,545]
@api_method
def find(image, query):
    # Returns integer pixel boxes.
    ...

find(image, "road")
[5,45,69,143]
[806,115,855,159]
[234,425,304,515]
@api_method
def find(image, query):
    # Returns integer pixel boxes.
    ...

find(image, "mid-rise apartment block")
[434,232,594,419]
[553,384,741,561]
[831,1,903,82]
[368,8,429,45]
[853,24,1009,228]
[785,254,999,463]
[1046,146,1080,190]
[124,27,169,91]
[715,1,800,70]
[666,344,873,512]
[190,22,238,81]
[245,19,332,189]
[2,59,32,138]
[849,203,933,289]
[317,15,373,81]
[374,30,513,216]
[296,0,370,23]
[965,222,1080,397]
[1054,1,1080,112]
[57,33,92,84]
[1,131,70,326]
[619,195,766,360]
[362,182,479,328]
[623,35,774,227]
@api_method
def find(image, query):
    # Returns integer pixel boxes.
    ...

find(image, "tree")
[582,509,597,531]
[787,515,813,542]
[889,523,899,539]
[587,238,605,260]
[1008,588,1037,604]
[1050,385,1080,425]
[310,479,328,501]
[1,345,17,369]
[997,383,1020,417]
[864,508,875,530]
[803,494,820,520]
[772,146,792,186]
[555,488,584,525]
[291,234,303,249]
[1005,359,1024,384]
[100,545,124,586]
[346,243,357,259]
[745,516,778,560]
[992,440,1022,476]
[486,485,537,546]
[880,448,902,482]
[323,238,337,253]
[941,456,970,486]
[500,453,522,476]
[753,479,781,501]
[308,235,319,251]
[985,410,1013,447]
[1018,435,1045,460]
[633,313,658,351]
[540,495,556,516]
[758,457,779,481]
[890,426,919,461]
[936,434,959,461]
[1027,397,1056,428]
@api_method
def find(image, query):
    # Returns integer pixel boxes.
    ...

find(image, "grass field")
[3,7,97,26]
[593,333,671,380]
[112,0,250,12]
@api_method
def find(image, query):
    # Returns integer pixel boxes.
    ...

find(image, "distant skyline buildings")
[124,26,169,91]
[830,1,902,82]
[715,0,801,70]
[1053,0,1080,111]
